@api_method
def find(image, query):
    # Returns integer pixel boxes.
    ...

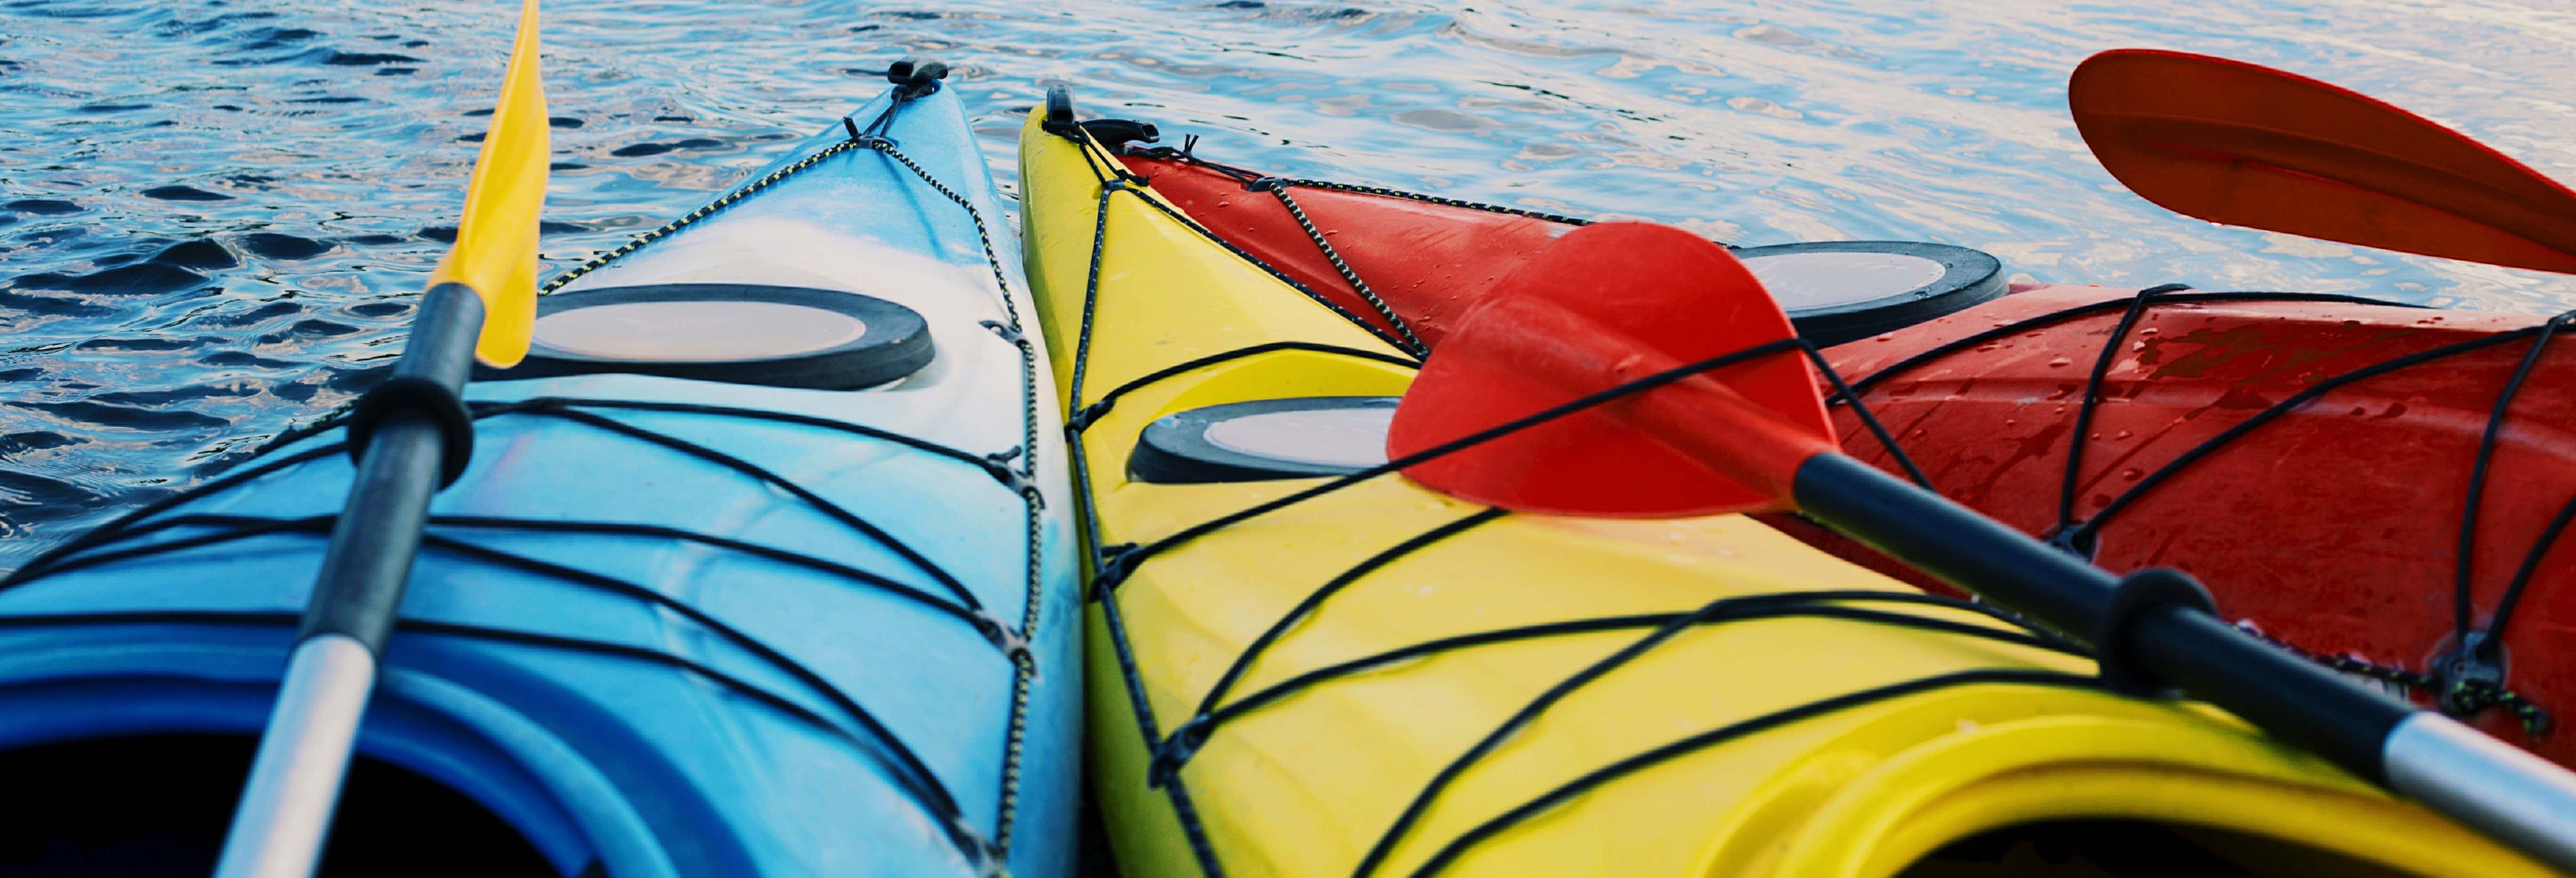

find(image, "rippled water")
[4,0,2573,567]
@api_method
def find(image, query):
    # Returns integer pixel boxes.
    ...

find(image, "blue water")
[4,0,2573,567]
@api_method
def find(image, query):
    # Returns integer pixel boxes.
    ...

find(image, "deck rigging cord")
[2,395,1014,870]
[1831,284,2575,733]
[1124,131,2576,738]
[4,61,1053,874]
[1044,109,2122,878]
[534,56,1063,855]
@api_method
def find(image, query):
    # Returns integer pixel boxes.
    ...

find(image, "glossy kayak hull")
[0,82,1078,877]
[1786,283,2576,765]
[1022,103,2542,877]
[1110,151,1568,354]
[1119,143,2576,771]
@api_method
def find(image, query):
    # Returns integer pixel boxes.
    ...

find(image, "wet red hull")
[1119,153,1573,350]
[1802,285,2576,763]
[1126,150,2576,764]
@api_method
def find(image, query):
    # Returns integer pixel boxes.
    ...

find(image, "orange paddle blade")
[2071,48,2576,274]
[1385,223,1837,517]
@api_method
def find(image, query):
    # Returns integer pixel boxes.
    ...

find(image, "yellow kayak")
[1015,97,2547,878]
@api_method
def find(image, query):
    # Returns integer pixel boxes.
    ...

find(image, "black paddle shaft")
[1790,451,2414,782]
[296,282,484,653]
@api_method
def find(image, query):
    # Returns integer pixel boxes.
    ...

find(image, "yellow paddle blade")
[427,0,547,367]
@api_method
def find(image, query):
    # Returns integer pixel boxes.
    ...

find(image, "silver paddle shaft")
[2385,713,2576,870]
[213,286,482,878]
[212,635,378,878]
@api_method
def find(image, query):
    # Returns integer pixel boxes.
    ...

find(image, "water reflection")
[1,0,2571,564]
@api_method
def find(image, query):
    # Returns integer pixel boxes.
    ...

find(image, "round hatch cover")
[1129,396,1398,483]
[487,283,934,390]
[1746,241,2006,347]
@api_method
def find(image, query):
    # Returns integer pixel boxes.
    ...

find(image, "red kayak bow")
[1802,283,2576,762]
[1119,154,1571,354]
[1382,219,2576,868]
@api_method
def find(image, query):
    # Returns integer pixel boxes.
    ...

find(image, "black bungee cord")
[1043,113,2120,878]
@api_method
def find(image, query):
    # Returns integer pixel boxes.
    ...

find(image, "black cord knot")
[2435,659,2552,738]
[2507,693,2554,737]
[1147,715,1214,788]
[2435,631,2510,713]
[2093,567,2217,696]
[1245,176,1291,193]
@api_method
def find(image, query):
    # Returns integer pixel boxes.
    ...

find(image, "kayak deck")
[1111,129,2576,773]
[1019,100,2549,877]
[0,82,1079,878]
[1779,283,2576,765]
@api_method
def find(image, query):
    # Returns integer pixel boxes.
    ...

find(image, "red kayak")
[1113,147,2011,355]
[1100,141,2576,765]
[1801,282,2576,763]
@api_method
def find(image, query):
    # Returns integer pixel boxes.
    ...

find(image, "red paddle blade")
[2071,48,2576,274]
[1385,223,1838,517]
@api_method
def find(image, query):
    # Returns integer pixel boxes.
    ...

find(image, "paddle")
[211,2,547,875]
[1386,221,2576,871]
[2070,48,2576,274]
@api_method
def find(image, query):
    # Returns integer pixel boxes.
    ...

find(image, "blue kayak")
[0,70,1078,877]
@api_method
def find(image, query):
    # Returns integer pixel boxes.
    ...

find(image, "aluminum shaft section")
[211,635,379,878]
[214,283,484,878]
[1787,451,2576,871]
[210,413,446,878]
[2385,714,2576,872]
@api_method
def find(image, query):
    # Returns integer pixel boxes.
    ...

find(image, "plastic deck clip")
[886,57,948,100]
[1091,543,1144,597]
[1042,86,1083,139]
[1146,715,1214,788]
[1065,399,1115,433]
[1077,118,1160,148]
[2043,524,2100,560]
[979,320,1024,345]
[980,447,1037,500]
[971,610,1034,669]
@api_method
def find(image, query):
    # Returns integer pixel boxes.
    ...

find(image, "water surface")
[3,0,2572,566]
